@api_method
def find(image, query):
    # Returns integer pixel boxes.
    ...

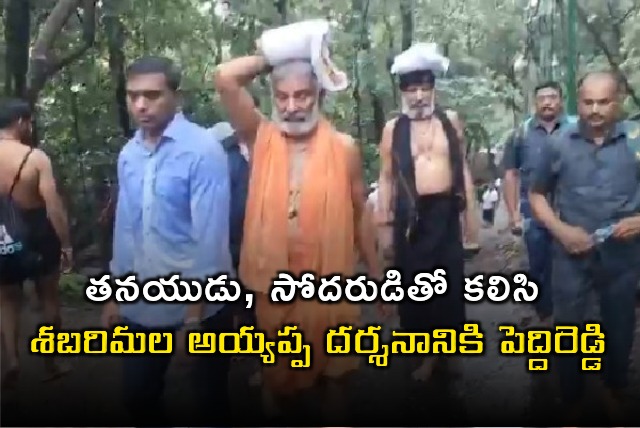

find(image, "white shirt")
[482,188,499,210]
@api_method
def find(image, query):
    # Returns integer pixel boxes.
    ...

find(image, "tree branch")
[576,2,640,108]
[615,4,640,25]
[28,0,96,99]
[50,0,96,74]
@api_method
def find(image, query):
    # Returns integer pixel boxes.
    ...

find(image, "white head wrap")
[390,42,450,76]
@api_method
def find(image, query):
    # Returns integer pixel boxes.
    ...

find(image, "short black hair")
[0,97,32,129]
[126,56,181,91]
[534,81,563,96]
[577,70,621,92]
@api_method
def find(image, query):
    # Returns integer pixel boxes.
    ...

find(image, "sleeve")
[501,130,518,171]
[187,142,233,279]
[530,139,561,195]
[109,151,135,276]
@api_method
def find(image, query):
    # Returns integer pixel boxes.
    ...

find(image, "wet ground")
[2,206,640,426]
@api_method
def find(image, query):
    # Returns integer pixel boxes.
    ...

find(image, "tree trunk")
[399,0,413,51]
[3,0,30,97]
[103,1,132,138]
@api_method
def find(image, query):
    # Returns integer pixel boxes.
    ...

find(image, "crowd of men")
[1,20,640,426]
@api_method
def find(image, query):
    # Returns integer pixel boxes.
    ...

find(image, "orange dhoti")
[240,118,361,396]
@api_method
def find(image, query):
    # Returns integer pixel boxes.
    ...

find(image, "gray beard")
[401,98,434,120]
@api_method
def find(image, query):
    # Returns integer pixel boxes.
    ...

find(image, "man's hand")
[612,216,640,240]
[509,213,523,236]
[101,301,120,329]
[556,224,593,254]
[175,320,201,364]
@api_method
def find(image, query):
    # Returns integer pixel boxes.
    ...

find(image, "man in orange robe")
[214,52,381,421]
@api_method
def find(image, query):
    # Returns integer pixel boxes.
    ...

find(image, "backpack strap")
[9,148,34,198]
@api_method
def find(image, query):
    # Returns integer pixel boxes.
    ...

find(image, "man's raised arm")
[213,55,269,147]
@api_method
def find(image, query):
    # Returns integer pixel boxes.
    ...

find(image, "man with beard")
[376,44,478,382]
[0,98,72,389]
[503,81,571,326]
[530,71,640,421]
[214,48,380,421]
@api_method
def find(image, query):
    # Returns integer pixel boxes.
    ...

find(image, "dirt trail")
[2,205,640,425]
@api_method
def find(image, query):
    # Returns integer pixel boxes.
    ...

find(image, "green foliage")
[59,273,88,301]
[3,0,640,268]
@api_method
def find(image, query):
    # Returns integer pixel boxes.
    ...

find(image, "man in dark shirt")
[220,131,249,272]
[502,81,571,325]
[529,71,640,421]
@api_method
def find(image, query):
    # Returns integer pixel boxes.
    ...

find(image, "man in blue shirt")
[530,71,640,420]
[101,56,233,426]
[502,81,570,325]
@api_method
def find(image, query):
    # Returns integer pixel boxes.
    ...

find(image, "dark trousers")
[482,208,495,225]
[121,307,233,426]
[524,219,553,318]
[552,249,639,403]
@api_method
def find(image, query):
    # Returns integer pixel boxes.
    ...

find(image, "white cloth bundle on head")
[258,19,348,92]
[390,42,450,76]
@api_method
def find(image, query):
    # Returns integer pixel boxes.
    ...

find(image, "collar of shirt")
[131,112,187,152]
[531,114,568,133]
[570,120,626,145]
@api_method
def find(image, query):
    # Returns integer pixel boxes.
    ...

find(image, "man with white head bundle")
[376,43,479,382]
[213,19,380,421]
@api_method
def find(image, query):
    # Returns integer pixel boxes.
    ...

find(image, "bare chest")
[410,120,449,160]
[287,146,309,224]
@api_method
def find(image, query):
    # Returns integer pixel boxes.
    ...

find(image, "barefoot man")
[214,31,380,420]
[376,44,478,382]
[0,97,73,389]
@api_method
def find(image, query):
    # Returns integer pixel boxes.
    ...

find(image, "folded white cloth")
[210,121,234,140]
[259,19,348,92]
[390,42,450,76]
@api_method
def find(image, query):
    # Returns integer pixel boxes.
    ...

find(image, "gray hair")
[270,60,318,89]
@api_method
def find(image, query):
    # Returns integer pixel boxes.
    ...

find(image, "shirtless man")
[377,48,478,382]
[0,98,72,389]
[214,49,380,421]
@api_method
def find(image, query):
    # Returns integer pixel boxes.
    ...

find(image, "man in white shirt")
[481,184,499,227]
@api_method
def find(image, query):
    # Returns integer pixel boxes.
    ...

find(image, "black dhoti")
[394,193,466,330]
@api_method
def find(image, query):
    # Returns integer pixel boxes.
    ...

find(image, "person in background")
[502,80,569,326]
[481,183,499,227]
[530,71,640,421]
[0,98,72,389]
[102,56,233,426]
